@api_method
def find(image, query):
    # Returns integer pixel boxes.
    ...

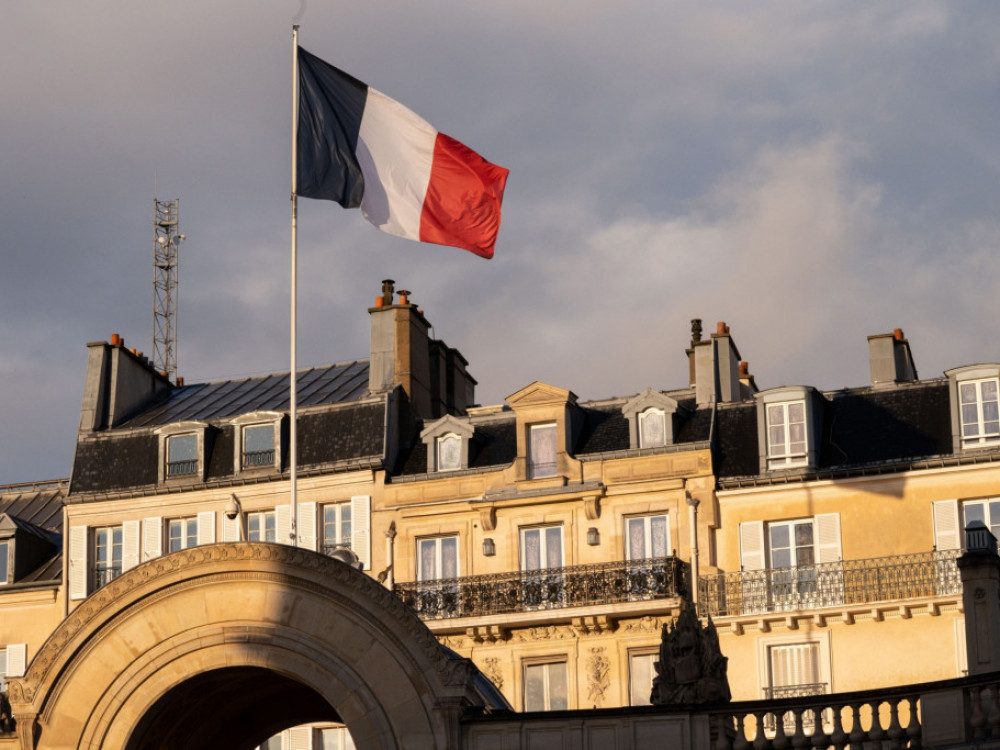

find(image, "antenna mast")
[152,198,185,382]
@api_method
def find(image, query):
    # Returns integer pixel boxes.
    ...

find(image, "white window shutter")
[122,520,141,572]
[276,504,292,546]
[739,520,766,571]
[222,513,241,542]
[142,517,162,561]
[298,502,317,551]
[933,499,962,550]
[814,513,842,563]
[287,726,312,750]
[351,495,371,571]
[6,644,26,678]
[69,525,89,601]
[197,511,216,546]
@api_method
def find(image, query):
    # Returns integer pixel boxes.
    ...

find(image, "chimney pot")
[740,361,749,377]
[111,333,121,346]
[380,279,395,307]
[398,290,411,305]
[894,328,904,341]
[177,377,184,386]
[374,296,384,308]
[717,321,730,335]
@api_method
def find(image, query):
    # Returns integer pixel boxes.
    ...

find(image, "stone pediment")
[622,388,684,417]
[506,382,577,408]
[420,413,475,441]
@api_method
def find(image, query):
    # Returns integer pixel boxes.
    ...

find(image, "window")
[638,408,667,449]
[248,511,276,543]
[523,660,568,711]
[242,424,275,469]
[521,525,564,609]
[962,499,1000,541]
[528,424,557,478]
[629,651,658,706]
[94,525,123,589]
[764,642,828,733]
[418,536,458,581]
[625,515,670,561]
[959,378,1000,448]
[739,515,842,613]
[766,401,807,469]
[323,503,352,554]
[166,434,199,478]
[0,541,8,585]
[318,726,357,750]
[436,434,462,472]
[168,517,198,553]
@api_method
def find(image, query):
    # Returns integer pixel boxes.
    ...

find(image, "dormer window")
[242,424,276,468]
[638,408,667,449]
[766,401,807,469]
[959,378,999,448]
[420,414,474,473]
[166,434,199,477]
[528,423,557,478]
[622,389,686,451]
[946,365,1000,453]
[756,387,823,473]
[232,412,283,473]
[156,422,209,483]
[436,433,462,472]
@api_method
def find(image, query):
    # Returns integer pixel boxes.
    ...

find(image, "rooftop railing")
[396,556,688,620]
[698,549,962,618]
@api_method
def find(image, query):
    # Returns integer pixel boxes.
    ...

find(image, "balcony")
[92,563,122,590]
[395,556,688,620]
[697,549,961,618]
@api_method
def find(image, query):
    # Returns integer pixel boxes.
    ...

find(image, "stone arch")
[8,543,506,749]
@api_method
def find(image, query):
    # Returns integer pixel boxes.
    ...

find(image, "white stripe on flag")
[358,87,437,241]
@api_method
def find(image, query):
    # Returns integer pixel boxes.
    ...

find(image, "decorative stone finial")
[691,319,703,345]
[650,601,731,705]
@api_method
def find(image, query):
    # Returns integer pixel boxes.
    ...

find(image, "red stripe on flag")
[419,133,509,259]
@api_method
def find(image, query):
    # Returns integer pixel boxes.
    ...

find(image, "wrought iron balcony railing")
[395,556,688,620]
[93,564,122,590]
[166,459,198,477]
[697,549,961,618]
[241,449,275,468]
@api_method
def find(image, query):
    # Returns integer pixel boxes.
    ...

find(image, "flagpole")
[289,24,300,547]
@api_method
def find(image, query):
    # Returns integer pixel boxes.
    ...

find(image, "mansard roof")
[715,378,956,485]
[0,480,66,585]
[118,361,371,428]
[70,361,388,497]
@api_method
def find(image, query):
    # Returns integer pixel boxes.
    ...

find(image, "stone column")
[687,493,700,603]
[958,522,1000,675]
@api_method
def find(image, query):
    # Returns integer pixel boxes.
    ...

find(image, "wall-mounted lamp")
[482,537,496,557]
[586,527,600,546]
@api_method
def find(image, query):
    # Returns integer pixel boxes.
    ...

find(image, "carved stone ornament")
[650,601,731,705]
[482,656,504,691]
[586,647,610,707]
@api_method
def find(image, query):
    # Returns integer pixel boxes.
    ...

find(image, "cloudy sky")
[2,2,999,484]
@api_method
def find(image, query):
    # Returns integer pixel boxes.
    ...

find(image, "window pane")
[629,653,656,706]
[0,541,8,583]
[961,382,978,404]
[523,529,540,570]
[244,425,273,454]
[650,516,668,557]
[524,664,545,711]
[965,503,986,527]
[168,434,198,462]
[767,404,786,426]
[437,435,462,471]
[419,539,436,580]
[628,518,645,559]
[547,663,569,710]
[639,409,666,448]
[249,514,261,540]
[794,522,814,548]
[545,527,562,569]
[441,537,458,578]
[265,513,276,542]
[770,525,790,549]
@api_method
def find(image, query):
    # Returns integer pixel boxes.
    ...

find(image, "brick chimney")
[368,281,476,418]
[868,328,918,387]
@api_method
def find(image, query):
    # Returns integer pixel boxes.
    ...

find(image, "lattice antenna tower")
[152,199,185,382]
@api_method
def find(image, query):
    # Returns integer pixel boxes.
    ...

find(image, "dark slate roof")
[0,481,65,534]
[715,380,957,481]
[393,397,712,478]
[71,361,387,496]
[21,553,62,584]
[119,361,370,428]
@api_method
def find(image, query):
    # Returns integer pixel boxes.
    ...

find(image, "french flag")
[296,48,509,259]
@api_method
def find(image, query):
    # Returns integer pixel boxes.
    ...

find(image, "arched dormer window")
[622,389,686,450]
[638,408,667,449]
[420,415,475,473]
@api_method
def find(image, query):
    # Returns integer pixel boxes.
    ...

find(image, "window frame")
[946,365,1000,453]
[628,649,659,707]
[93,525,123,590]
[155,421,209,484]
[435,433,463,472]
[167,516,199,553]
[522,658,569,711]
[765,400,808,469]
[247,510,277,543]
[756,387,822,473]
[0,540,9,585]
[959,377,1000,448]
[638,408,667,449]
[624,513,670,561]
[231,412,283,474]
[416,535,459,582]
[322,502,352,555]
[520,524,564,572]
